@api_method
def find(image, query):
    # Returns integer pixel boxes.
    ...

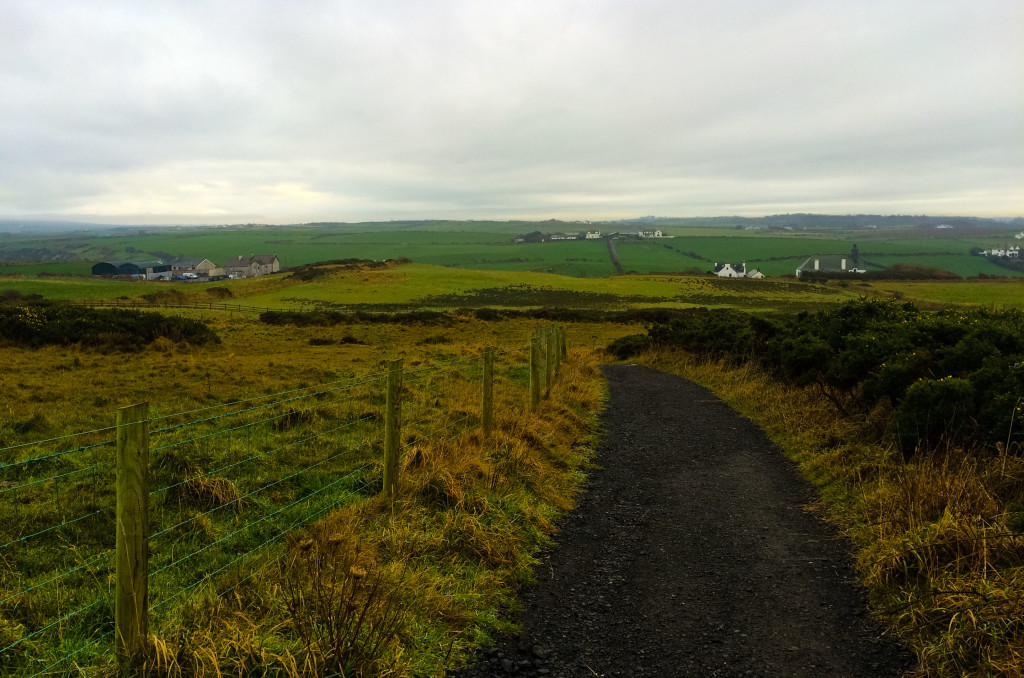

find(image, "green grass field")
[0,262,860,313]
[4,223,1022,280]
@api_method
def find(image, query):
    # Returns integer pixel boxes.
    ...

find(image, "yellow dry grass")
[0,311,620,677]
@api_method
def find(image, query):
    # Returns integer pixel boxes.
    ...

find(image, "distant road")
[605,237,624,274]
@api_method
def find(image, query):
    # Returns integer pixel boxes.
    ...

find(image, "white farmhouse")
[584,230,602,239]
[713,262,745,278]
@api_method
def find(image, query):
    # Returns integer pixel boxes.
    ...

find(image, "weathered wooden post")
[545,327,555,394]
[551,327,559,378]
[559,325,567,359]
[482,346,494,435]
[382,359,403,496]
[115,402,150,670]
[529,336,541,411]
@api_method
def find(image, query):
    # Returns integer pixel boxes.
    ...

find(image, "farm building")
[795,255,864,277]
[224,254,280,278]
[91,260,172,279]
[171,258,222,276]
[746,268,766,279]
[713,262,745,278]
[980,247,1019,258]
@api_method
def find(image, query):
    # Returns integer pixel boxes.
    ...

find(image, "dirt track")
[450,364,915,677]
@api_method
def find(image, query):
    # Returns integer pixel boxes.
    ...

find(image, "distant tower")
[851,243,859,265]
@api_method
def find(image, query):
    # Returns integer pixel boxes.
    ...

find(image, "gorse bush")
[606,333,652,360]
[0,302,220,350]
[643,299,1024,454]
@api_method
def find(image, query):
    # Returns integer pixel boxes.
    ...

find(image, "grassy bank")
[0,308,626,676]
[638,349,1024,677]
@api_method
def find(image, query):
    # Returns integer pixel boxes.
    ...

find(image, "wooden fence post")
[539,328,548,395]
[482,347,494,435]
[560,325,567,359]
[382,359,403,496]
[543,327,550,386]
[529,336,541,411]
[115,402,150,669]
[548,327,558,386]
[552,326,561,376]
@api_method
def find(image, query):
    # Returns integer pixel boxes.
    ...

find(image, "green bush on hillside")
[0,302,220,350]
[644,298,1024,454]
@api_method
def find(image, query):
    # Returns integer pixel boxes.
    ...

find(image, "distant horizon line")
[2,212,1022,229]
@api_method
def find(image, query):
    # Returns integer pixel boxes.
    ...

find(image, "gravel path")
[450,364,915,678]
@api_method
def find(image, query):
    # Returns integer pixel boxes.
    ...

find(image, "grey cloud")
[0,0,1021,221]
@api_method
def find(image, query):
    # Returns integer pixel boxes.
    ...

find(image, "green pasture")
[0,222,1010,282]
[860,254,1023,277]
[0,262,860,313]
[201,263,858,314]
[2,257,1024,316]
[863,280,1024,309]
[0,276,152,300]
[0,261,94,276]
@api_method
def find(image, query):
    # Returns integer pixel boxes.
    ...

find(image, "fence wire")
[0,336,561,675]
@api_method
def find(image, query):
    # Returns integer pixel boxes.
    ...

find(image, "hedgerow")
[0,301,221,350]
[643,298,1024,455]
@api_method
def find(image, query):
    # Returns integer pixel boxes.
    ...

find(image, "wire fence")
[0,328,565,676]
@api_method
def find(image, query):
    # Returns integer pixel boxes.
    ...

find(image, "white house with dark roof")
[713,262,745,278]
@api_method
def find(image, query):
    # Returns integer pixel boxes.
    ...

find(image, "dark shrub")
[893,378,975,454]
[417,335,452,345]
[205,286,233,299]
[0,302,220,351]
[141,289,188,305]
[339,335,365,345]
[607,334,653,360]
[648,309,760,364]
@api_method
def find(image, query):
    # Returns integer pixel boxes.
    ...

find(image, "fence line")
[0,325,570,675]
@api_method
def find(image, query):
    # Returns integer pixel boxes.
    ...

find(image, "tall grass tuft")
[280,520,408,677]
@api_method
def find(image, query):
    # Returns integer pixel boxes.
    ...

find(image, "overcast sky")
[1,0,1021,224]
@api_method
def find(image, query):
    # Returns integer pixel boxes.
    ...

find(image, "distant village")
[90,254,280,281]
[512,228,665,243]
[976,245,1020,258]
